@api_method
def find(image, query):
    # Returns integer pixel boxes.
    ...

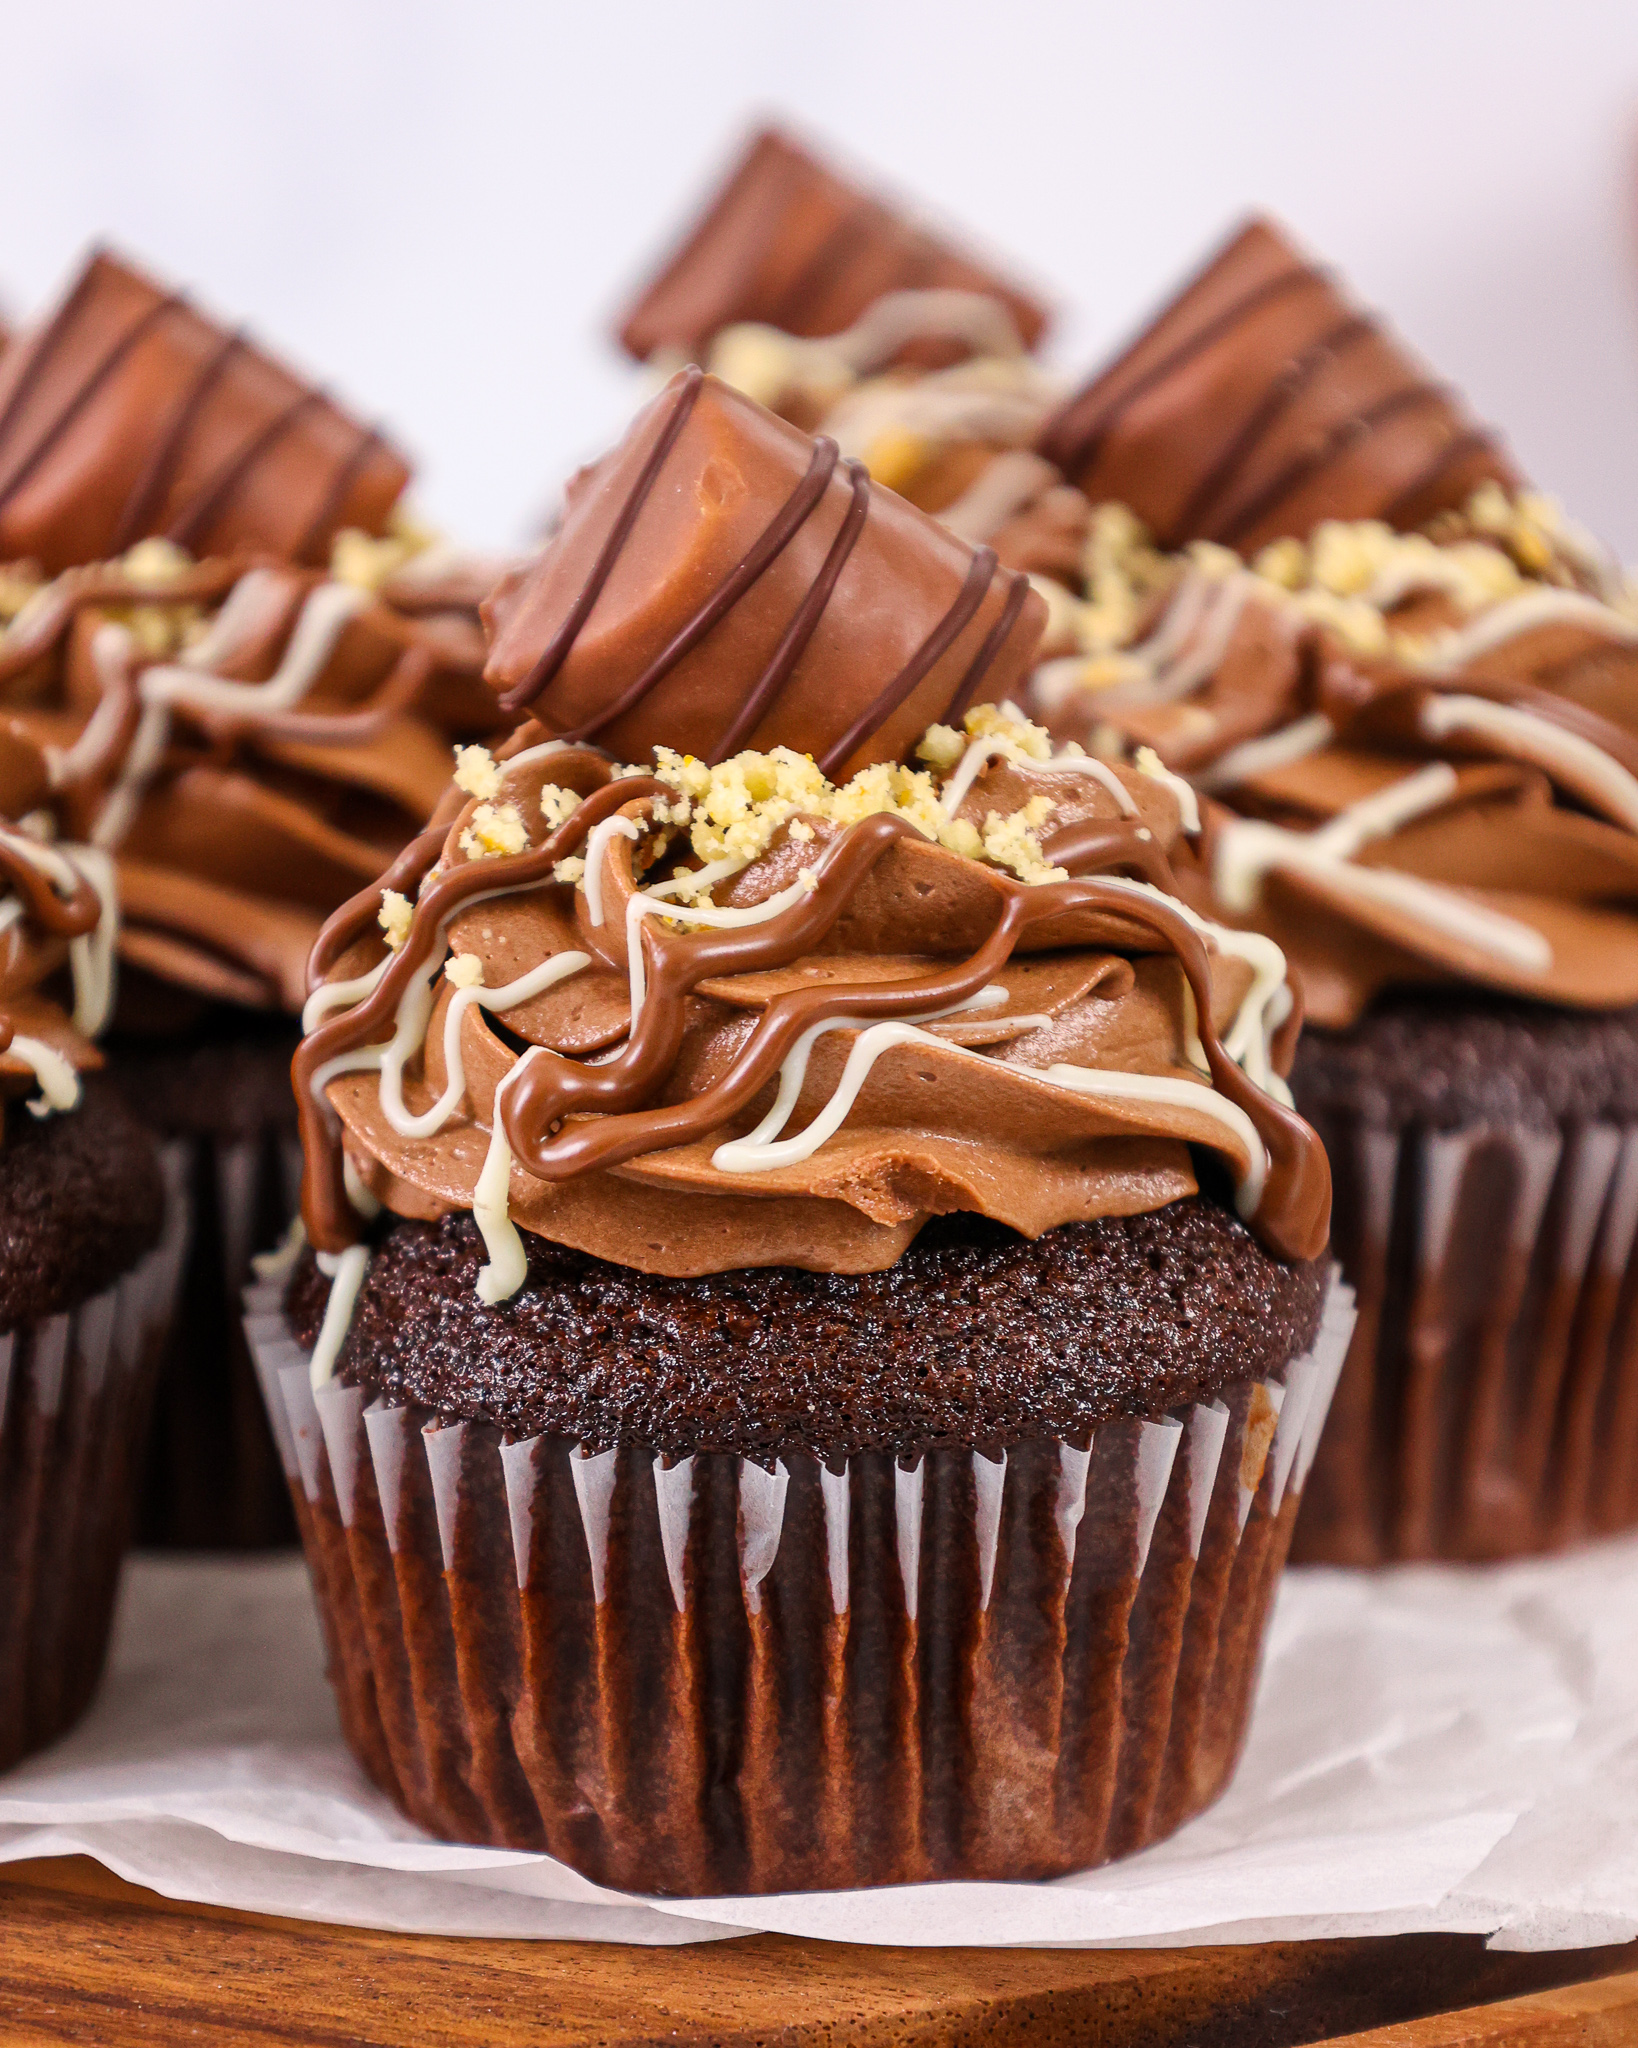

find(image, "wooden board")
[0,1858,1634,2046]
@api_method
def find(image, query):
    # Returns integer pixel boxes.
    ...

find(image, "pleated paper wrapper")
[1295,1108,1638,1564]
[139,1122,302,1549]
[245,1268,1354,1896]
[0,1143,190,1769]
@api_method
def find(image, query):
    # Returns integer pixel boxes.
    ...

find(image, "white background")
[6,0,1638,554]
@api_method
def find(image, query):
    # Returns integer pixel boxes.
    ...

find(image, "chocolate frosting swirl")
[1028,494,1638,1027]
[0,719,115,1114]
[0,545,500,1014]
[295,711,1330,1286]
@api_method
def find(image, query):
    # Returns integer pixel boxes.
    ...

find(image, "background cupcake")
[249,377,1346,1894]
[0,719,183,1769]
[0,249,505,1544]
[1027,387,1638,1560]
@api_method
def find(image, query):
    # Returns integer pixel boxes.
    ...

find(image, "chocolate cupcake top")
[0,536,499,1015]
[1037,217,1516,553]
[0,251,506,1016]
[296,701,1328,1320]
[0,720,116,1115]
[1027,487,1638,1027]
[294,384,1329,1407]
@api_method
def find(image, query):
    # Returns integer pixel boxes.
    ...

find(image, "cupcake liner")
[137,1124,302,1548]
[246,1269,1353,1895]
[0,1142,190,1770]
[1294,1112,1638,1564]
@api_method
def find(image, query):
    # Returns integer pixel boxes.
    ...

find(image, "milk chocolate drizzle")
[499,367,1028,770]
[295,770,1330,1267]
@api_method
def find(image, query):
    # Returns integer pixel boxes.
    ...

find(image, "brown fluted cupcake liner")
[0,1145,190,1770]
[1294,1114,1638,1564]
[138,1124,302,1547]
[246,1272,1352,1896]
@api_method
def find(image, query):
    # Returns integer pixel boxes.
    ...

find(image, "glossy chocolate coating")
[617,126,1048,364]
[483,370,1047,775]
[0,250,409,575]
[1037,217,1516,552]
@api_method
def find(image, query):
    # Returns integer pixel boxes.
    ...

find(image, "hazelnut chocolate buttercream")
[1037,218,1516,553]
[0,533,501,1014]
[1027,489,1638,1028]
[0,718,116,1114]
[0,250,408,574]
[295,692,1329,1301]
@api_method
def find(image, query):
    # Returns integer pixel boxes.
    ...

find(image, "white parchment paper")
[1,1542,1635,1949]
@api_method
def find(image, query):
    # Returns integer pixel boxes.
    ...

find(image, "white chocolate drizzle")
[711,988,1010,1172]
[1214,766,1553,975]
[310,1243,371,1389]
[1420,694,1638,833]
[89,578,371,851]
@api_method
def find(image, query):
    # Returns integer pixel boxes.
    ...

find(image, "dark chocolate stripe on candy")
[501,367,707,716]
[1213,383,1451,548]
[1040,266,1323,479]
[109,327,249,552]
[555,432,843,746]
[708,457,873,762]
[943,567,1033,731]
[1376,429,1503,529]
[0,293,187,517]
[165,390,326,550]
[292,421,389,568]
[816,547,1000,776]
[0,257,107,453]
[767,199,880,333]
[1166,314,1374,546]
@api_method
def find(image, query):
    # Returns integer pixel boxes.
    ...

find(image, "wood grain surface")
[0,1857,1632,2047]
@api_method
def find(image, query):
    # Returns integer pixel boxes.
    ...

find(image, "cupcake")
[247,373,1347,1894]
[0,719,182,1768]
[0,248,504,1545]
[1027,470,1638,1563]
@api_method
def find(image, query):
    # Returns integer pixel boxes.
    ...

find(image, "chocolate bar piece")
[1038,217,1516,553]
[617,126,1048,365]
[0,250,410,575]
[484,369,1046,776]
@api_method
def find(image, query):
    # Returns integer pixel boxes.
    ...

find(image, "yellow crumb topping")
[453,744,501,800]
[536,783,581,830]
[444,952,484,989]
[459,802,528,861]
[626,703,1089,899]
[378,889,413,950]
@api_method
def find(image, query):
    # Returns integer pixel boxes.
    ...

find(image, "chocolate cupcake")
[0,720,183,1768]
[1027,482,1638,1562]
[247,378,1347,1894]
[0,249,505,1546]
